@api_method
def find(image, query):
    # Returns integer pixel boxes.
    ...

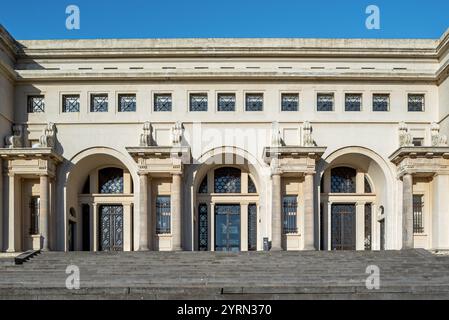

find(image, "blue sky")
[0,0,448,39]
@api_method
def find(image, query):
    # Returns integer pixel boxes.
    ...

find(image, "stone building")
[1,25,449,253]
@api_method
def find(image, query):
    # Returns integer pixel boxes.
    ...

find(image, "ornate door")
[331,204,356,250]
[100,205,124,251]
[215,204,240,252]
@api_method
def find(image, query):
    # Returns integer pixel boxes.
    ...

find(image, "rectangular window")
[189,93,208,111]
[156,196,171,234]
[413,195,424,234]
[154,94,172,112]
[62,95,80,113]
[317,93,334,111]
[281,93,299,111]
[282,195,298,234]
[217,93,236,111]
[29,196,40,235]
[408,94,425,112]
[90,94,108,112]
[373,94,390,112]
[118,94,136,112]
[245,93,263,111]
[345,93,362,111]
[28,95,45,113]
[412,137,424,147]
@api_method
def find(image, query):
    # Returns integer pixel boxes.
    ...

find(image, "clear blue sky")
[0,0,448,39]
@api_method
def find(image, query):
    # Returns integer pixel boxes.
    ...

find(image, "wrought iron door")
[215,204,240,252]
[331,204,356,250]
[100,205,124,251]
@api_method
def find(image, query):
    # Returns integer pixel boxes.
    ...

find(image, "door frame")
[99,204,124,251]
[331,203,356,250]
[214,203,241,252]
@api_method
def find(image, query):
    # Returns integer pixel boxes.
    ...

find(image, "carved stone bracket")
[38,122,56,149]
[398,122,413,147]
[431,122,448,147]
[4,124,24,148]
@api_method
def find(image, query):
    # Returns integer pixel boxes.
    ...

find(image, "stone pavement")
[1,249,449,299]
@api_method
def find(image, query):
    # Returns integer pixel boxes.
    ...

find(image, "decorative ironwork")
[282,196,298,234]
[154,94,172,112]
[245,94,263,111]
[99,168,124,194]
[364,176,372,193]
[331,204,356,250]
[248,204,257,251]
[100,205,124,251]
[215,204,240,251]
[317,93,334,111]
[118,94,136,112]
[413,195,424,234]
[62,95,80,113]
[190,94,208,111]
[28,96,45,113]
[29,196,40,235]
[198,204,208,251]
[380,218,385,250]
[156,196,171,234]
[373,94,389,111]
[331,167,356,193]
[217,94,236,111]
[281,93,299,111]
[214,167,241,193]
[91,94,108,112]
[345,94,362,111]
[198,177,208,193]
[365,203,372,250]
[248,176,257,193]
[408,94,425,112]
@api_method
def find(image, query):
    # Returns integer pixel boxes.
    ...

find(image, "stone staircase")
[1,249,449,299]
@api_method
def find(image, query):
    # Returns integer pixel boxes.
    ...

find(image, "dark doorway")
[331,204,356,250]
[100,205,124,251]
[215,204,240,252]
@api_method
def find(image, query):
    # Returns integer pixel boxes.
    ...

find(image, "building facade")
[1,25,449,253]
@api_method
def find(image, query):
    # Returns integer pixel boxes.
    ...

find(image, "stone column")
[6,173,16,253]
[91,203,98,251]
[241,203,249,251]
[271,173,282,250]
[304,173,315,250]
[356,201,365,251]
[39,174,50,251]
[138,173,149,251]
[171,173,182,251]
[402,173,414,249]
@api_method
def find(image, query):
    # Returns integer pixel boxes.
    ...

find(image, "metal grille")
[62,95,80,112]
[118,94,136,112]
[317,93,334,111]
[373,94,389,111]
[248,176,257,193]
[331,204,356,250]
[156,196,171,234]
[217,94,236,111]
[364,177,372,193]
[91,94,108,112]
[29,196,40,235]
[408,94,424,112]
[281,93,299,111]
[248,204,257,251]
[99,168,124,194]
[331,167,356,193]
[345,94,362,111]
[365,203,372,250]
[198,177,208,193]
[413,195,424,234]
[282,196,298,234]
[198,204,208,251]
[100,205,123,251]
[214,167,241,193]
[154,94,172,112]
[190,94,208,111]
[245,94,263,111]
[28,96,45,113]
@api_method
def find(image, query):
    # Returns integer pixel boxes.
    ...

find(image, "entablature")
[263,146,326,175]
[389,147,449,177]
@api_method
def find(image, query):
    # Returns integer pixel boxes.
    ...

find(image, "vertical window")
[190,93,208,111]
[198,176,208,193]
[62,95,80,113]
[408,94,425,112]
[198,203,208,251]
[413,195,424,234]
[345,93,362,111]
[245,93,263,111]
[281,93,299,111]
[248,176,257,193]
[282,195,298,234]
[156,196,171,234]
[365,203,372,250]
[118,94,136,112]
[317,93,334,111]
[217,93,236,111]
[29,196,40,235]
[373,94,390,112]
[28,95,45,113]
[364,176,372,193]
[154,94,172,112]
[248,204,257,251]
[90,94,108,112]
